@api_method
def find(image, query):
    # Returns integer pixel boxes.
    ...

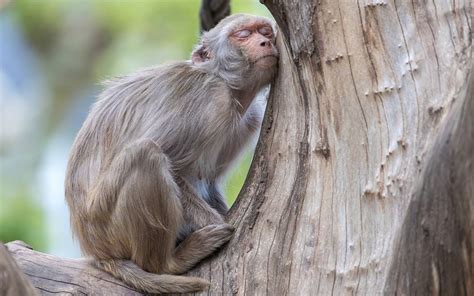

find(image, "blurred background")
[0,0,269,258]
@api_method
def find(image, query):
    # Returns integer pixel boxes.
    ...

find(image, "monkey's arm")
[204,183,228,216]
[216,95,265,174]
[177,178,225,227]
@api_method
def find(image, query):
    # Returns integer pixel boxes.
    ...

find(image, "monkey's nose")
[260,40,271,47]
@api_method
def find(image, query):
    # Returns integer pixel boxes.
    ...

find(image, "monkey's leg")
[163,178,234,274]
[175,178,228,244]
[89,139,233,276]
[88,138,191,272]
[178,178,226,227]
[161,179,233,275]
[206,183,229,216]
[88,139,211,293]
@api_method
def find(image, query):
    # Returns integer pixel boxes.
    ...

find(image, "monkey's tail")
[94,259,210,294]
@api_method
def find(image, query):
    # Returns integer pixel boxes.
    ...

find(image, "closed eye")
[233,29,252,38]
[258,26,273,38]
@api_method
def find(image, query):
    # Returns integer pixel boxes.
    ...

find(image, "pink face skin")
[229,22,278,69]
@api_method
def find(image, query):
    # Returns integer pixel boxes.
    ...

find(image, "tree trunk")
[385,52,473,296]
[188,0,473,295]
[5,1,472,295]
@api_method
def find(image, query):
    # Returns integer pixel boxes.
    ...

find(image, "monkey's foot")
[171,224,234,274]
[193,223,234,251]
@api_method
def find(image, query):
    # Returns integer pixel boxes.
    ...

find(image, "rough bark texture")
[5,241,141,295]
[187,0,473,295]
[0,242,38,296]
[385,65,474,295]
[4,0,473,295]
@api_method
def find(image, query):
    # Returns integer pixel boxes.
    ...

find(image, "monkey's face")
[229,22,279,71]
[192,15,279,90]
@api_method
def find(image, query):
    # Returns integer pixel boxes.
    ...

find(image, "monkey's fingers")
[171,224,234,274]
[193,223,235,247]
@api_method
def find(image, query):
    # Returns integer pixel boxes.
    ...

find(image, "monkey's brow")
[230,22,273,33]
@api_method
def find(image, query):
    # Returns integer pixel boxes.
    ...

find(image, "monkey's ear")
[192,43,211,64]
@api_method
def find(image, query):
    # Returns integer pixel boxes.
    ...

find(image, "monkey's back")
[65,63,242,252]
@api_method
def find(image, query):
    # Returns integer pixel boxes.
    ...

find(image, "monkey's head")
[192,14,279,90]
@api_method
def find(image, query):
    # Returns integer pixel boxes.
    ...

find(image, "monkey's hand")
[170,223,234,274]
[191,224,235,251]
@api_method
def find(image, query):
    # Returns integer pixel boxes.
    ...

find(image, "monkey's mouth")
[254,55,278,67]
[255,54,278,71]
[256,54,278,61]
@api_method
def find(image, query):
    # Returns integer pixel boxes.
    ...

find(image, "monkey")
[65,14,278,294]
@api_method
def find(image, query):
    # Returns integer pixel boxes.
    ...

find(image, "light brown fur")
[65,14,278,294]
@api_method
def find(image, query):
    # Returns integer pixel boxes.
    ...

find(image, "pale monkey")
[65,14,278,294]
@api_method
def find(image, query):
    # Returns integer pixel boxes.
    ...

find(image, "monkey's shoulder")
[101,62,204,88]
[102,62,229,102]
[160,62,228,91]
[158,62,235,111]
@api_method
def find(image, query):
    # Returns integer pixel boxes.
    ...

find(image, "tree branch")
[4,241,141,295]
[0,242,38,296]
[199,0,230,32]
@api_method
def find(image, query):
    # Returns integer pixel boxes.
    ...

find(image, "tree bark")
[5,0,472,295]
[385,58,473,296]
[187,0,473,295]
[5,241,141,295]
[0,242,38,296]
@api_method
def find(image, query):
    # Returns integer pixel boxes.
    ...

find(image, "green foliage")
[11,0,270,78]
[0,190,48,251]
[225,152,253,205]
